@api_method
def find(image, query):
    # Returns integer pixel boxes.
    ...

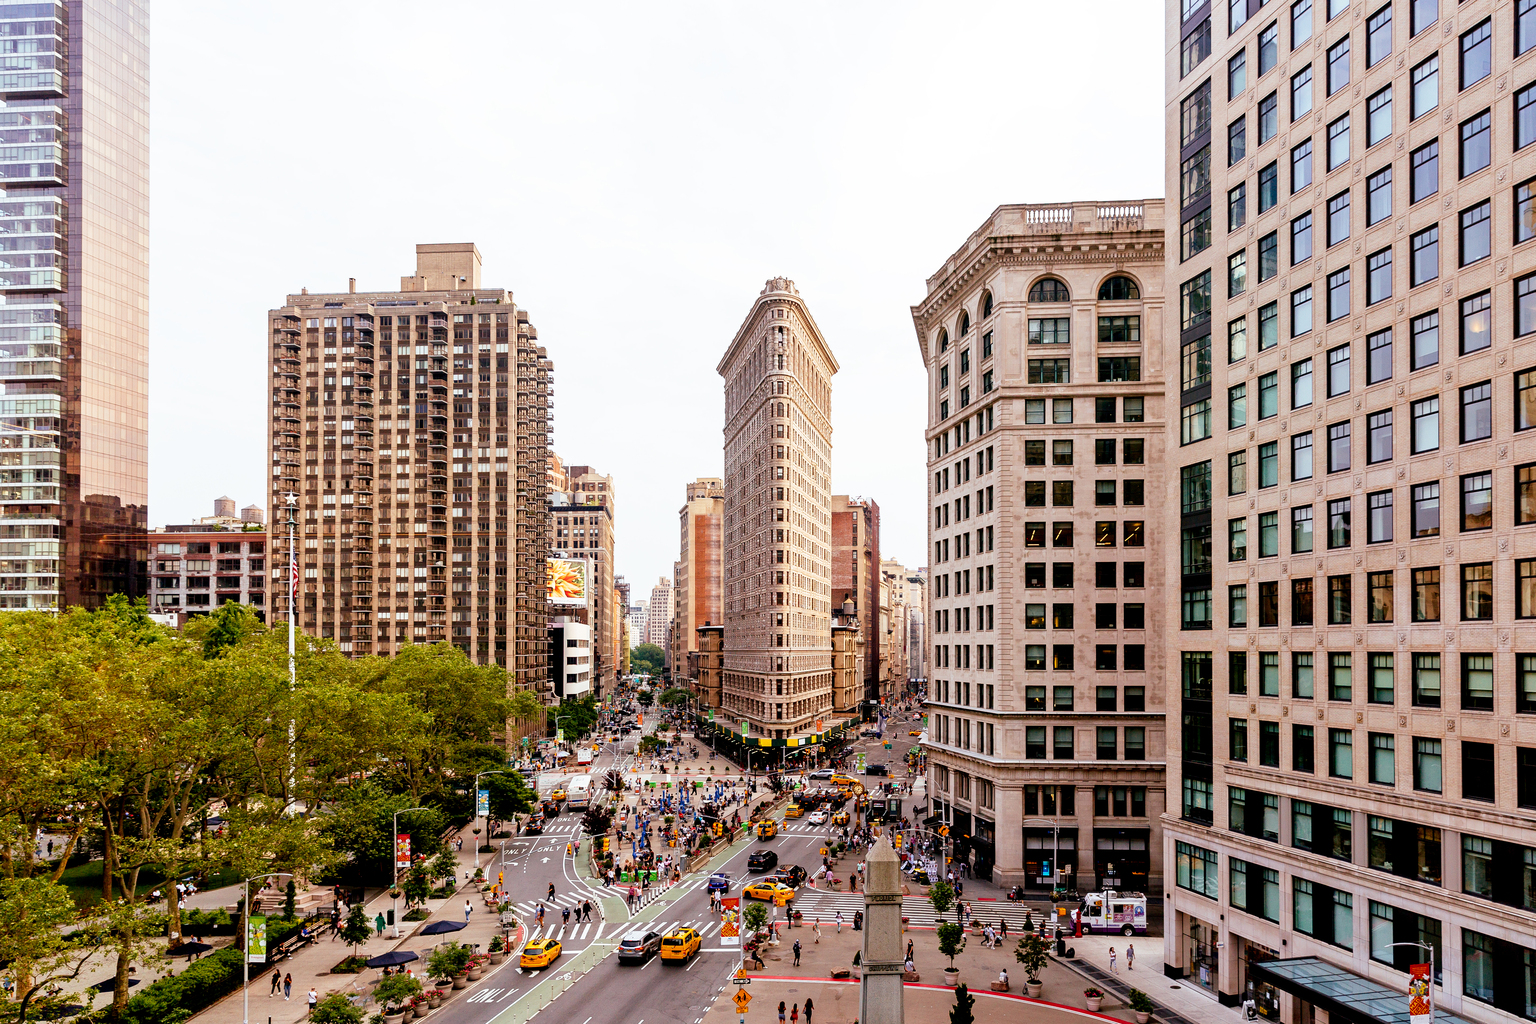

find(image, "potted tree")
[487,935,506,965]
[927,879,956,923]
[373,974,422,1024]
[309,993,365,1024]
[1083,986,1105,1012]
[428,941,473,991]
[1128,988,1155,1024]
[1014,932,1050,999]
[936,922,966,987]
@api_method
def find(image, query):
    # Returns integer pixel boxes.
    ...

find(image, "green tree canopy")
[630,644,664,676]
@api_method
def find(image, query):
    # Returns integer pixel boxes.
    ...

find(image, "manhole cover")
[1169,985,1182,989]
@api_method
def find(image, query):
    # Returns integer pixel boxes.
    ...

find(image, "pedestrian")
[548,882,556,902]
[791,1003,799,1023]
[835,911,843,934]
[1127,943,1135,970]
[793,939,801,966]
[999,917,1008,940]
[269,969,281,996]
[778,1001,787,1024]
[536,904,546,928]
[582,899,592,923]
[905,939,914,963]
[282,974,292,1000]
[1109,946,1118,974]
[464,898,473,922]
[562,906,570,927]
[813,918,821,943]
[307,988,318,1015]
[804,997,813,1024]
[374,911,386,937]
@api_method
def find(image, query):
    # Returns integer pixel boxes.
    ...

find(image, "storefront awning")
[1249,957,1473,1024]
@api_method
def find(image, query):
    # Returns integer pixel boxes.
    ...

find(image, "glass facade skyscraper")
[0,0,149,609]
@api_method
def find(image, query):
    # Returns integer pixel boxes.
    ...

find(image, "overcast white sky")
[150,0,1164,596]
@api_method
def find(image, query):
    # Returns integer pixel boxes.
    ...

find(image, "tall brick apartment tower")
[1165,0,1536,1017]
[718,277,838,741]
[266,244,553,707]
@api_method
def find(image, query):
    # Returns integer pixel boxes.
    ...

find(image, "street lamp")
[1379,942,1437,1023]
[241,871,287,1024]
[391,806,430,937]
[473,771,507,863]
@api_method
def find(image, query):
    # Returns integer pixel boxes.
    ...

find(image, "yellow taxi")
[743,881,796,906]
[551,788,567,802]
[909,729,921,736]
[520,937,562,969]
[832,810,850,826]
[784,804,804,818]
[830,774,858,791]
[757,820,778,840]
[659,927,702,961]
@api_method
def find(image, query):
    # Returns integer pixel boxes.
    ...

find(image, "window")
[1182,400,1212,444]
[1367,329,1392,384]
[1028,277,1070,302]
[1175,841,1218,899]
[1413,570,1441,624]
[1097,727,1118,760]
[1325,346,1351,400]
[1259,20,1279,73]
[1520,654,1536,710]
[1258,231,1278,281]
[1463,835,1494,898]
[1028,358,1071,383]
[1370,733,1395,784]
[1259,94,1279,145]
[1462,472,1492,531]
[1412,311,1439,369]
[1520,562,1536,619]
[1411,56,1438,121]
[1324,193,1351,250]
[1293,432,1314,480]
[1519,84,1536,151]
[1370,651,1394,701]
[1230,517,1248,559]
[1462,565,1493,622]
[1460,381,1492,441]
[1053,399,1073,424]
[1261,580,1280,625]
[1099,316,1140,343]
[1182,333,1213,390]
[1260,511,1280,559]
[1367,575,1398,629]
[1292,359,1313,408]
[1292,285,1313,336]
[1414,652,1442,705]
[1460,19,1491,90]
[1461,653,1494,710]
[1413,737,1442,793]
[1460,111,1491,178]
[1229,250,1247,297]
[1229,116,1246,166]
[1411,482,1440,537]
[1326,37,1349,95]
[1259,441,1279,489]
[1230,584,1249,626]
[1410,141,1438,203]
[1260,722,1280,767]
[1521,282,1536,343]
[1181,271,1211,329]
[1522,0,1536,56]
[1228,319,1248,367]
[1411,0,1436,36]
[1231,718,1249,761]
[1411,397,1439,453]
[1181,80,1213,147]
[1368,490,1394,543]
[1229,182,1248,231]
[1026,400,1045,424]
[1293,0,1313,44]
[1028,317,1071,344]
[1328,498,1351,548]
[1522,463,1536,524]
[1367,166,1392,224]
[1330,727,1354,777]
[1327,114,1350,170]
[1327,267,1350,321]
[1295,653,1316,699]
[1366,4,1392,66]
[1460,292,1491,353]
[1260,653,1281,696]
[1365,248,1391,306]
[1184,209,1212,261]
[1292,139,1313,193]
[1293,504,1315,551]
[1410,226,1438,286]
[1460,201,1491,266]
[1054,725,1074,758]
[1294,577,1316,625]
[1230,49,1248,99]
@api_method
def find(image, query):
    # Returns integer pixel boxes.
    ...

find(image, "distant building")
[628,600,648,650]
[149,529,267,625]
[549,618,591,699]
[832,495,883,704]
[673,479,725,693]
[551,462,617,695]
[647,578,672,651]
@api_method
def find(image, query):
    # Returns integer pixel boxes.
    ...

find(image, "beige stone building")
[647,577,673,654]
[1163,0,1536,1017]
[266,243,553,718]
[674,477,726,689]
[833,495,886,705]
[718,277,838,740]
[551,462,618,695]
[912,202,1170,889]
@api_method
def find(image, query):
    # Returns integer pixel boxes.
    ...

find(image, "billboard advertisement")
[395,834,411,871]
[476,789,489,818]
[719,897,740,946]
[547,558,588,606]
[246,914,267,964]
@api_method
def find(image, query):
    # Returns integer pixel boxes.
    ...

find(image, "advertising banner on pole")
[719,897,741,946]
[741,722,748,739]
[395,834,411,870]
[246,914,267,964]
[476,789,489,817]
[1408,963,1432,1023]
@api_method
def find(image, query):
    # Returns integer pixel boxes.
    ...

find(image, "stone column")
[859,835,904,1024]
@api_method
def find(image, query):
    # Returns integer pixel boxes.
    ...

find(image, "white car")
[807,810,829,825]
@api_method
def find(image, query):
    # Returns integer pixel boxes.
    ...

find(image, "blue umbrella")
[365,950,419,968]
[419,919,467,935]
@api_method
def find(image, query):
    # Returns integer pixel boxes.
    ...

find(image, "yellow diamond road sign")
[733,989,753,1011]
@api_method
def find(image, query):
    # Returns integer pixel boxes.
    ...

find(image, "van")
[1078,890,1148,936]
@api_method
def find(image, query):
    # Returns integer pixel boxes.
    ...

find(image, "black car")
[523,816,545,835]
[865,764,889,777]
[617,929,662,962]
[746,850,778,872]
[542,800,561,818]
[764,864,806,888]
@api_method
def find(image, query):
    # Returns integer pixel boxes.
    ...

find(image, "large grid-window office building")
[1165,0,1536,1019]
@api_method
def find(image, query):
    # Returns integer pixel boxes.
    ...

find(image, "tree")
[742,900,769,941]
[636,688,655,707]
[309,992,365,1024]
[340,903,372,952]
[428,850,458,888]
[927,879,955,922]
[659,688,692,707]
[0,876,99,1024]
[950,983,975,1024]
[372,973,422,1013]
[937,922,966,972]
[1015,932,1050,984]
[426,941,472,982]
[188,601,266,659]
[630,644,664,676]
[600,768,625,796]
[401,863,431,908]
[581,806,612,836]
[484,771,534,830]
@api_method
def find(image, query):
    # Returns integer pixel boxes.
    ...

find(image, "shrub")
[1084,987,1105,999]
[330,956,370,974]
[1128,989,1155,1014]
[426,941,473,981]
[950,983,976,1024]
[310,992,365,1024]
[402,907,429,922]
[372,974,422,1013]
[120,947,245,1024]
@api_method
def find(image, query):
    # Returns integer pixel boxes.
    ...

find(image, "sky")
[150,0,1165,596]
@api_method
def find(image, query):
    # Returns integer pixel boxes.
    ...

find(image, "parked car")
[865,764,889,777]
[617,930,662,963]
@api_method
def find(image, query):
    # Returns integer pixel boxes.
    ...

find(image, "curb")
[711,975,1130,1021]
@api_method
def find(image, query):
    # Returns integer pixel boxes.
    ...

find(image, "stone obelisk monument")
[859,834,904,1024]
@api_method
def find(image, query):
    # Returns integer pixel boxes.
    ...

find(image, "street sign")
[733,966,750,985]
[733,990,752,1011]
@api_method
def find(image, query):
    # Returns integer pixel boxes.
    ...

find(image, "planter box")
[384,1014,407,1024]
[487,951,505,964]
[1086,998,1102,1012]
[465,967,483,980]
[451,974,468,989]
[943,969,960,987]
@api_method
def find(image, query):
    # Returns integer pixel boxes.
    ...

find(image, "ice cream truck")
[1077,890,1149,935]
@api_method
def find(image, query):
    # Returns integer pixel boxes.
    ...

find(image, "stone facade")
[833,494,885,704]
[912,202,1170,890]
[674,477,726,690]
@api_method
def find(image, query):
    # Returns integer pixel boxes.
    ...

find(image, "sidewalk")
[190,824,508,1024]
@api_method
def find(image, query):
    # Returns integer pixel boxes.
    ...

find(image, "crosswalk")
[521,916,730,945]
[789,890,1051,932]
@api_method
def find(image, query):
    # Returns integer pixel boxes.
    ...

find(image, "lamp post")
[1021,817,1063,899]
[1380,942,1437,1023]
[391,806,429,937]
[473,771,507,864]
[241,871,286,1024]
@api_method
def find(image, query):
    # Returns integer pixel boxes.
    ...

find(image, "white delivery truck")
[1077,890,1149,935]
[566,775,592,812]
[577,747,595,767]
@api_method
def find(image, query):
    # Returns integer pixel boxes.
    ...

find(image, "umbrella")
[167,941,213,957]
[366,950,419,968]
[418,920,466,935]
[90,978,140,993]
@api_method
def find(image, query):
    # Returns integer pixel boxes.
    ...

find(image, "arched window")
[1028,277,1071,302]
[981,291,994,319]
[1097,275,1141,301]
[938,329,949,353]
[959,311,970,337]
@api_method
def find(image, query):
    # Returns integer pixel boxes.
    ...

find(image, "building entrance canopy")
[1249,957,1473,1024]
